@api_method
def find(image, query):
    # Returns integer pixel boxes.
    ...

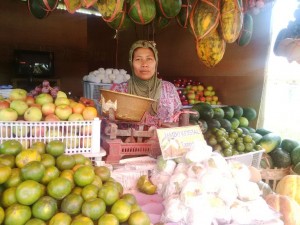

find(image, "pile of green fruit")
[0,139,151,225]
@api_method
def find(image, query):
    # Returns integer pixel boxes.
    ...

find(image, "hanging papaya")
[128,0,156,25]
[189,0,220,41]
[176,0,193,28]
[28,0,51,19]
[196,28,226,67]
[97,0,125,22]
[236,13,253,46]
[81,0,97,8]
[64,0,82,14]
[155,0,182,19]
[106,3,134,31]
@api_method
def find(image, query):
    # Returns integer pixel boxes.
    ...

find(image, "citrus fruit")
[81,198,106,220]
[84,157,93,166]
[46,140,65,157]
[21,161,45,182]
[72,164,83,172]
[31,141,46,154]
[15,149,41,168]
[49,212,72,225]
[0,154,15,168]
[81,184,99,201]
[32,196,58,221]
[104,180,123,195]
[40,153,56,167]
[41,165,60,184]
[47,177,72,200]
[121,193,137,205]
[4,168,22,188]
[128,211,151,225]
[98,213,119,225]
[1,186,17,208]
[60,169,75,188]
[72,187,82,195]
[74,165,95,187]
[111,199,132,223]
[94,166,111,182]
[238,116,249,127]
[0,165,12,184]
[72,154,86,165]
[25,218,47,225]
[16,180,43,205]
[61,193,84,216]
[0,207,4,225]
[131,203,142,213]
[82,106,98,120]
[98,185,120,206]
[4,203,31,225]
[56,154,76,170]
[71,215,93,225]
[0,140,22,156]
[91,174,103,188]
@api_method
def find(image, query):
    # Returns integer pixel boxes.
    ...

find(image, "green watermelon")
[269,148,292,168]
[106,11,133,31]
[222,106,234,119]
[260,153,274,169]
[176,0,193,28]
[249,132,263,144]
[280,139,299,154]
[192,102,214,120]
[28,0,51,19]
[156,0,182,18]
[128,0,156,25]
[213,107,225,119]
[291,146,300,166]
[242,107,257,121]
[257,133,282,153]
[217,118,232,132]
[206,119,221,129]
[98,0,125,22]
[155,16,171,32]
[230,105,243,118]
[228,117,240,130]
[236,13,253,47]
[256,128,272,136]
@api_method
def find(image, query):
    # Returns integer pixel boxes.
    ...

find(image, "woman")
[111,40,182,126]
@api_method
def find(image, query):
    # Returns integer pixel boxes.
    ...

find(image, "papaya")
[196,29,226,67]
[220,0,243,43]
[257,133,282,153]
[189,0,220,41]
[128,0,156,25]
[155,0,182,18]
[106,4,133,31]
[237,13,253,46]
[97,0,125,22]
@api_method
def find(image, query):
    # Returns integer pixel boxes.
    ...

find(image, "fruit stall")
[1,1,300,225]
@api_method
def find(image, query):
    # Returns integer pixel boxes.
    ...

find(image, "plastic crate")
[82,81,112,100]
[225,150,264,168]
[0,118,104,164]
[261,167,291,191]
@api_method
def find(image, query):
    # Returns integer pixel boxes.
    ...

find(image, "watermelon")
[257,133,282,153]
[128,0,156,25]
[217,118,232,132]
[192,102,214,120]
[98,0,125,22]
[269,148,292,168]
[176,0,193,28]
[236,13,253,47]
[280,139,299,154]
[222,106,234,119]
[228,117,240,130]
[155,0,182,19]
[213,107,225,119]
[242,107,257,121]
[256,128,272,136]
[260,153,274,169]
[28,0,51,19]
[106,5,133,31]
[230,105,243,118]
[291,146,300,166]
[155,16,171,32]
[206,119,221,129]
[249,132,263,144]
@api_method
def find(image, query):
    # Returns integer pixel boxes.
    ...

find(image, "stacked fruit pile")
[28,80,60,98]
[173,79,221,105]
[0,88,98,122]
[0,139,151,224]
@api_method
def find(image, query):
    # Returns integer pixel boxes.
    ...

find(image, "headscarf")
[128,40,162,115]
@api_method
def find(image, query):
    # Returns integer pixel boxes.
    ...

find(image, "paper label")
[157,125,204,160]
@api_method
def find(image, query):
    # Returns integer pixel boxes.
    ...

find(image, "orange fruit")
[71,215,93,225]
[72,164,83,172]
[121,193,137,205]
[72,154,86,165]
[98,213,119,225]
[32,196,58,221]
[94,166,111,182]
[21,161,45,182]
[48,212,72,225]
[61,193,84,216]
[56,154,76,170]
[71,102,85,114]
[41,153,56,167]
[60,169,75,188]
[4,167,22,188]
[81,198,106,220]
[110,199,132,223]
[31,141,46,154]
[104,181,123,195]
[41,165,60,185]
[25,218,47,225]
[91,175,103,188]
[128,211,151,225]
[0,140,22,156]
[1,186,17,208]
[82,106,98,120]
[98,185,120,206]
[0,165,12,184]
[73,165,95,187]
[4,203,31,225]
[47,177,72,200]
[131,203,142,213]
[0,154,15,168]
[15,149,41,168]
[81,184,99,201]
[71,187,82,195]
[0,207,4,225]
[46,140,65,157]
[16,180,43,205]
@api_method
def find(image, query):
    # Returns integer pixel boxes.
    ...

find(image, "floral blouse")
[111,80,182,126]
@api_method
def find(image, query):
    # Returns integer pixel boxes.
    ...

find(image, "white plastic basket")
[82,81,112,100]
[0,118,104,164]
[0,89,12,98]
[225,150,264,168]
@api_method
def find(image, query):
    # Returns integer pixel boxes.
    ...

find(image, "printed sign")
[156,125,204,160]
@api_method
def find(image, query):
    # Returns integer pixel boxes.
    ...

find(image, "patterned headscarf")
[128,40,162,115]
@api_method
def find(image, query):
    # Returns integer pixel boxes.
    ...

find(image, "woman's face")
[132,47,157,80]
